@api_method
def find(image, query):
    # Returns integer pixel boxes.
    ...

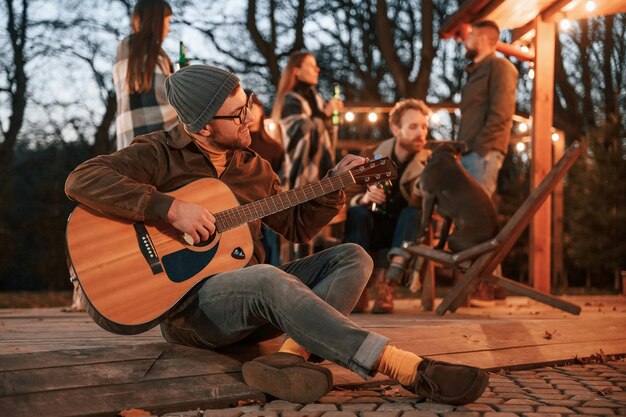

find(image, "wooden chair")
[401,141,584,316]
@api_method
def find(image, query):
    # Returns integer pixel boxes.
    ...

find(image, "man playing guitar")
[65,64,488,405]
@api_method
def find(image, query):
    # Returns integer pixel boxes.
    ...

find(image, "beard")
[465,47,477,60]
[212,129,252,150]
[398,136,424,154]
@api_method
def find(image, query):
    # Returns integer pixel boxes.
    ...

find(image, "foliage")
[564,122,626,286]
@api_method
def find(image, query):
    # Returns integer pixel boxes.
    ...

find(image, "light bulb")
[367,112,378,123]
[529,68,535,79]
[516,142,526,152]
[585,1,596,12]
[344,111,355,123]
[552,133,560,142]
[560,18,571,31]
[518,122,528,133]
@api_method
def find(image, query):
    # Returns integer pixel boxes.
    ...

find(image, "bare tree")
[1,0,29,169]
[375,0,435,99]
[183,0,309,96]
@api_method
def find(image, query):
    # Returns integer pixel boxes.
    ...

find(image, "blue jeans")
[461,150,504,197]
[344,205,420,257]
[160,243,389,378]
[261,224,281,266]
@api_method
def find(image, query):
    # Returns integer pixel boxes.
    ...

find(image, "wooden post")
[552,131,565,291]
[530,15,555,294]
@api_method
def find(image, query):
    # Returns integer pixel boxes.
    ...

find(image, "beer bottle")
[175,41,190,71]
[331,83,341,126]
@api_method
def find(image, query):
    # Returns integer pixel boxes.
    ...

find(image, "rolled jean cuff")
[350,332,390,379]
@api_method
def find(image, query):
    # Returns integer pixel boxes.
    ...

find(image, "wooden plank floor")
[1,295,625,417]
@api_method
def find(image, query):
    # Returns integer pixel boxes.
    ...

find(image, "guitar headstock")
[350,157,398,186]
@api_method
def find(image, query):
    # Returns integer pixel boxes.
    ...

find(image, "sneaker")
[242,352,333,403]
[372,279,397,314]
[411,358,489,405]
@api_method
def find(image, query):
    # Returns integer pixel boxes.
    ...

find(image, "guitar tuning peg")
[364,157,370,163]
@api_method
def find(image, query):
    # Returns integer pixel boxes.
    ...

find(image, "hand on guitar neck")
[165,154,366,245]
[329,154,366,177]
[166,199,217,245]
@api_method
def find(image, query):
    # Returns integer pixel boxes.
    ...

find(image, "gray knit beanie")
[165,64,240,132]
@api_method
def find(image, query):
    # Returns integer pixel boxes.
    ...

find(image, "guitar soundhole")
[193,233,216,247]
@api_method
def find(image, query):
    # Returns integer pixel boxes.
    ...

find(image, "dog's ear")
[452,141,467,154]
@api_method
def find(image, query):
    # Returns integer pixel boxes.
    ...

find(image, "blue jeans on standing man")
[460,150,505,198]
[160,243,390,379]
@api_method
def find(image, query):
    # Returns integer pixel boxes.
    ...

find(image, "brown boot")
[372,278,397,314]
[469,283,495,308]
[351,289,370,313]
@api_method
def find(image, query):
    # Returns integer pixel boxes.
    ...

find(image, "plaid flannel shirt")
[113,37,179,150]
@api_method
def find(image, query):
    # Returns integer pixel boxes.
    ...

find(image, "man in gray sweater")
[458,20,518,197]
[457,20,518,305]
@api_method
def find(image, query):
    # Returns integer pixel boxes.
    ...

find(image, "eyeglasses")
[212,93,254,125]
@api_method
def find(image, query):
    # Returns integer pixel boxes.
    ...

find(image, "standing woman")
[113,0,178,149]
[271,51,343,190]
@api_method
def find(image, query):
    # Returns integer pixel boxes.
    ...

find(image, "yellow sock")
[376,345,422,386]
[278,337,310,360]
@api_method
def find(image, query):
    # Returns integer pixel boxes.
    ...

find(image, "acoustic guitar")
[66,157,396,335]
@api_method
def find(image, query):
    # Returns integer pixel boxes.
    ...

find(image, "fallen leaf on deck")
[236,399,262,407]
[118,409,151,417]
[597,387,613,396]
[543,330,557,340]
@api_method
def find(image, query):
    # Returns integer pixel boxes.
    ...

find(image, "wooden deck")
[1,295,626,417]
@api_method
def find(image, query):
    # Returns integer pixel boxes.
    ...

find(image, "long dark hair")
[270,51,314,124]
[127,0,173,93]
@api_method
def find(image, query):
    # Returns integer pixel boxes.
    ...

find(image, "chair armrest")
[450,239,500,264]
[403,238,499,268]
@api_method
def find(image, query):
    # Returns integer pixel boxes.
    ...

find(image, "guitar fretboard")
[214,170,354,232]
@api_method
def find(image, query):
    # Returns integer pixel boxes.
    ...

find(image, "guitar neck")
[214,170,354,232]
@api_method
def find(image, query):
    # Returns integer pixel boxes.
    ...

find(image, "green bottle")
[176,41,190,71]
[331,83,341,126]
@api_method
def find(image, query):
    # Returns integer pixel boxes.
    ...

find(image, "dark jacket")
[65,123,345,265]
[457,53,518,156]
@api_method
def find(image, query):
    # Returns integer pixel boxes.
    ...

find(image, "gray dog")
[416,141,499,252]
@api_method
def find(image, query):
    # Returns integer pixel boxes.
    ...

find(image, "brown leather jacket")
[65,124,345,265]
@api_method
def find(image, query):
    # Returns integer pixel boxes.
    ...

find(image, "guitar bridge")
[133,223,164,275]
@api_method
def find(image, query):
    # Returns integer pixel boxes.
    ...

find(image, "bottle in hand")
[175,41,190,71]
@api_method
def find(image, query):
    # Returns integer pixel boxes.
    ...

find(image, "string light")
[585,0,596,12]
[344,111,355,123]
[367,112,378,123]
[518,122,529,133]
[529,68,535,79]
[521,45,530,53]
[552,132,560,142]
[560,17,571,31]
[430,112,440,124]
[516,142,526,152]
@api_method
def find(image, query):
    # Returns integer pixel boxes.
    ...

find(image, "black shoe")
[411,358,489,405]
[242,352,333,403]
